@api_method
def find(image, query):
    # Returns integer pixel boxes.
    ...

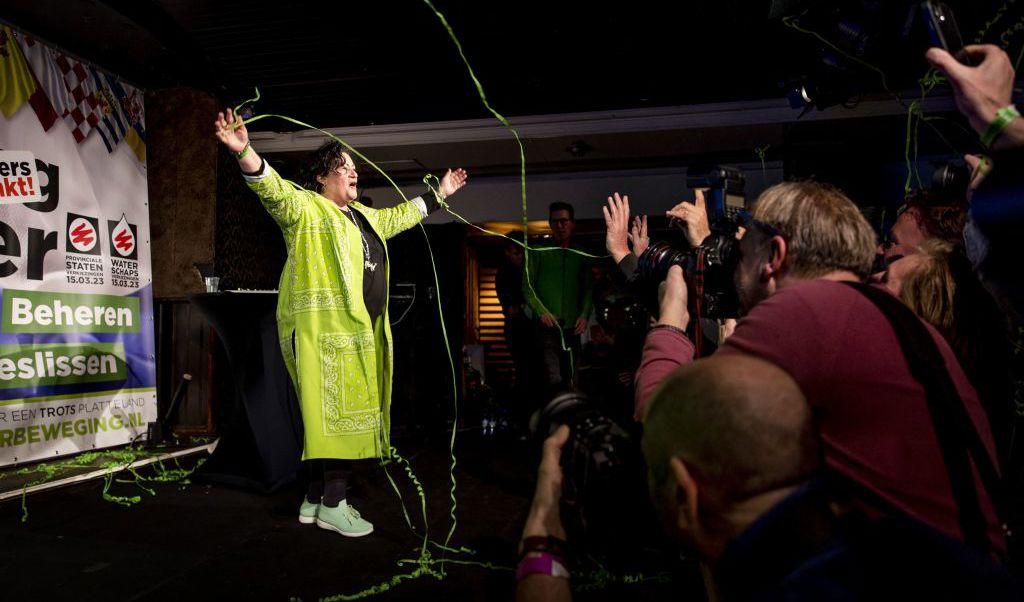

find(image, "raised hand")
[630,214,649,256]
[602,192,631,262]
[439,168,469,199]
[926,45,1018,147]
[667,189,712,247]
[214,108,249,154]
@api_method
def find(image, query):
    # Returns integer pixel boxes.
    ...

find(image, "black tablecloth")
[189,292,303,492]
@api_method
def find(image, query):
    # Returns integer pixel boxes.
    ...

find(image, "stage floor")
[0,431,696,601]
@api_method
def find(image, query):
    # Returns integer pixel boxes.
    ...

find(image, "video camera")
[635,165,745,319]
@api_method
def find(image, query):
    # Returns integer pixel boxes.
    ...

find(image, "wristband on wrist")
[235,143,252,160]
[520,535,569,560]
[981,105,1020,148]
[650,323,687,336]
[516,552,570,581]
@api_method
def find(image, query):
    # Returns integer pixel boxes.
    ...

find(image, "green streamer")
[228,99,490,595]
[417,220,462,563]
[783,14,975,194]
[975,0,1016,43]
[12,446,203,523]
[418,0,584,386]
[573,568,673,592]
[422,174,605,259]
[754,145,770,181]
[285,6,1024,599]
[781,14,896,98]
[228,0,715,596]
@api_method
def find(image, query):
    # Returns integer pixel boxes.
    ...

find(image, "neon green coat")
[247,164,425,460]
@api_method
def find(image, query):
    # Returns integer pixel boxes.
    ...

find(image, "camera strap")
[693,248,707,357]
[842,281,1005,555]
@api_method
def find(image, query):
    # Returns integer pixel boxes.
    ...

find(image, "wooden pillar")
[147,87,218,299]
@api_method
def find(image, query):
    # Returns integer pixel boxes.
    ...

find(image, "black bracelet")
[421,188,443,214]
[650,323,687,336]
[520,535,569,561]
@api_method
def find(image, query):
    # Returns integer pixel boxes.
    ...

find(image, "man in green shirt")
[523,202,593,396]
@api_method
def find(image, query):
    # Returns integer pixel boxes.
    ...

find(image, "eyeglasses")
[333,164,359,177]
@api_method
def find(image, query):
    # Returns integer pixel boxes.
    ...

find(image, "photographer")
[626,181,1006,556]
[882,188,967,265]
[517,356,1019,601]
[605,190,735,354]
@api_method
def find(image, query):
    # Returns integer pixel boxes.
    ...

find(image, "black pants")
[537,324,581,398]
[305,459,352,507]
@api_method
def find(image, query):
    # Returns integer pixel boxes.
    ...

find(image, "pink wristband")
[516,552,570,581]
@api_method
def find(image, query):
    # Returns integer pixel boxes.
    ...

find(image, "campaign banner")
[0,26,155,465]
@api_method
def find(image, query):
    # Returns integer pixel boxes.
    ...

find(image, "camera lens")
[931,162,970,202]
[637,242,689,283]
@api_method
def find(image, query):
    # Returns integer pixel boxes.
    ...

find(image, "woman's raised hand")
[214,108,249,154]
[439,168,469,199]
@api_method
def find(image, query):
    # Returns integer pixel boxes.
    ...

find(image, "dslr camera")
[636,165,746,319]
[531,391,650,552]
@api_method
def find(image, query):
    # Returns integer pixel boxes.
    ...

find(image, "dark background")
[1,0,1016,126]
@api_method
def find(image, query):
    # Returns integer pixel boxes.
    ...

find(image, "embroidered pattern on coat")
[292,288,353,313]
[320,331,379,436]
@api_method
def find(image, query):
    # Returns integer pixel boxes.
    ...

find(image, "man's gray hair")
[752,181,876,279]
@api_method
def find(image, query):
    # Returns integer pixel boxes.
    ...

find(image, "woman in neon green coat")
[215,108,468,537]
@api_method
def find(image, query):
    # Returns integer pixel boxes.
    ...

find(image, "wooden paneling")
[156,300,218,434]
[476,266,513,388]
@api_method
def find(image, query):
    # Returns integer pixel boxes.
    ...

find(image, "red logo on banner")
[68,217,97,253]
[107,215,138,260]
[112,225,134,255]
[71,222,93,246]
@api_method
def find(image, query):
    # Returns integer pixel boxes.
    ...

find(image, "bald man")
[642,356,818,566]
[516,356,1019,601]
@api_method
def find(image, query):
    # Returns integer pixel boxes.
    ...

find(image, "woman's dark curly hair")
[902,188,967,247]
[298,141,350,194]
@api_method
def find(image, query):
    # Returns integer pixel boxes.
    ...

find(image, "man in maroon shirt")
[626,181,1004,554]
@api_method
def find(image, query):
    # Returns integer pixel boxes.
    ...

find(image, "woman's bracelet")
[650,323,687,337]
[235,143,252,160]
[981,105,1020,148]
[520,535,569,560]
